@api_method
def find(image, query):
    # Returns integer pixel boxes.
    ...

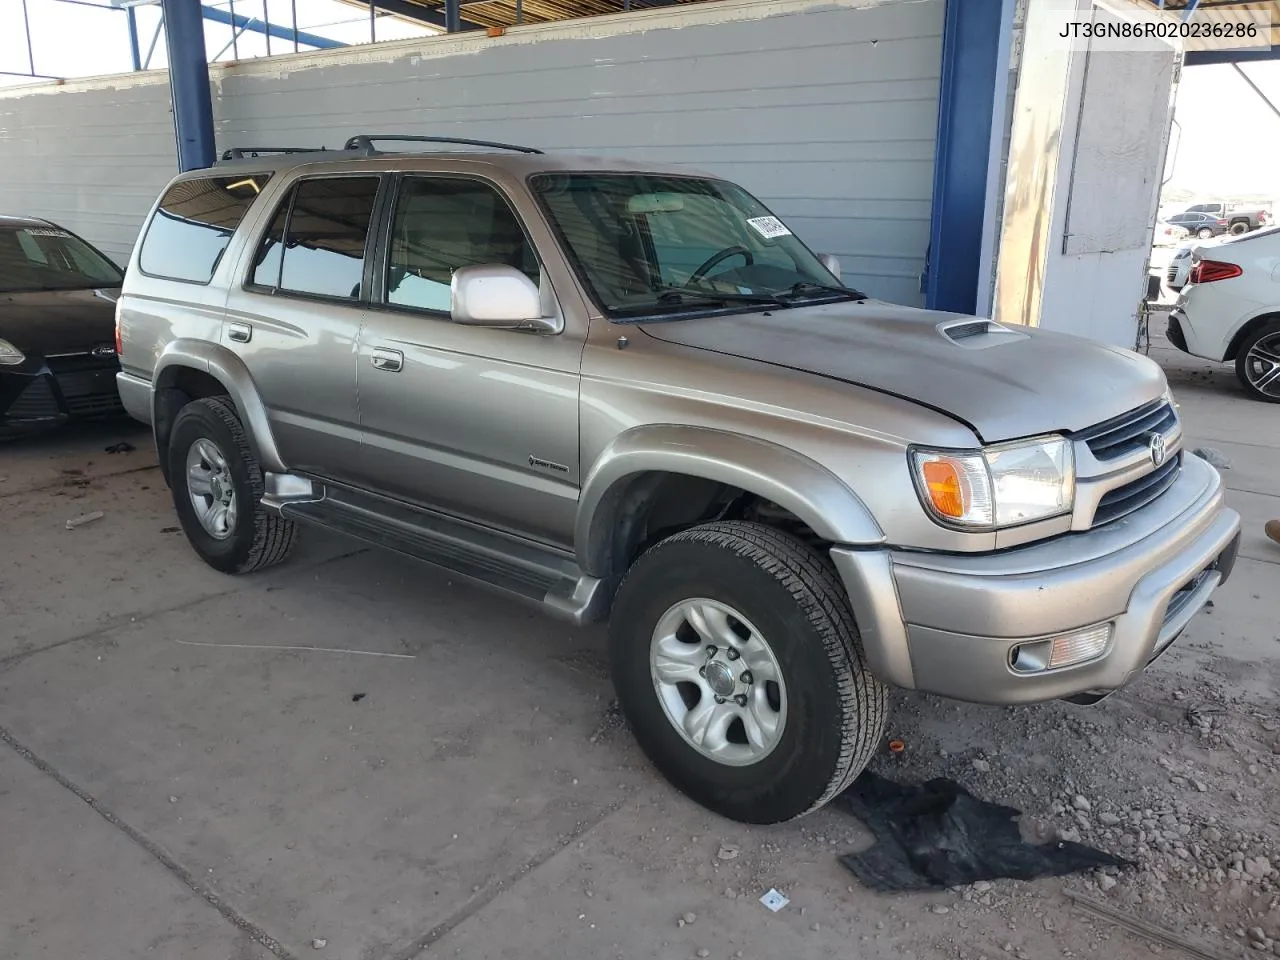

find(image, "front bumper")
[831,453,1240,705]
[1,358,125,434]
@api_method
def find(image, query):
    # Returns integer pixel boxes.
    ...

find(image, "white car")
[1154,219,1190,247]
[1163,235,1227,295]
[1169,225,1280,402]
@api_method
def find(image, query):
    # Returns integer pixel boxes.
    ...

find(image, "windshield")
[0,224,123,294]
[530,173,859,319]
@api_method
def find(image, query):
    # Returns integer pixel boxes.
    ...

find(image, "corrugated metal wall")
[0,0,942,304]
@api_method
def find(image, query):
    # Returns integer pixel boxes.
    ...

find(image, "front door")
[223,174,383,482]
[354,174,582,548]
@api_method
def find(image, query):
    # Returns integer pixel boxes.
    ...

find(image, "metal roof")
[342,0,713,31]
[1147,0,1280,53]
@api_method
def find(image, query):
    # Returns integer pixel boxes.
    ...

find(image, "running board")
[279,492,608,626]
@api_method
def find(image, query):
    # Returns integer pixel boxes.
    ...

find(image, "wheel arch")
[1224,311,1280,362]
[575,424,885,581]
[152,340,286,482]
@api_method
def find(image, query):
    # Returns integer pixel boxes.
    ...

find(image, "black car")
[1,216,126,436]
[1166,211,1230,240]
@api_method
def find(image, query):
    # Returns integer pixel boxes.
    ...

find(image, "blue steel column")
[924,0,1009,315]
[445,0,462,33]
[162,0,216,171]
[127,8,142,71]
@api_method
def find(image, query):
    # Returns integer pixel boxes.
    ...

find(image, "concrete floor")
[0,333,1276,960]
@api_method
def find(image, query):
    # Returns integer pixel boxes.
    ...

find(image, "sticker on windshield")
[746,216,792,239]
[23,228,71,238]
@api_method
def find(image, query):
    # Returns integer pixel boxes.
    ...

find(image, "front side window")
[531,173,854,319]
[0,224,122,293]
[139,175,271,283]
[385,177,539,314]
[272,177,381,300]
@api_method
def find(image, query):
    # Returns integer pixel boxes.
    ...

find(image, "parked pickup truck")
[115,136,1242,824]
[1183,202,1270,236]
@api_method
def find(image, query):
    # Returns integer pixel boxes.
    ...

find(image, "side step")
[279,491,608,626]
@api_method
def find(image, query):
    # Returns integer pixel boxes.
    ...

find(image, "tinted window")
[139,175,271,283]
[278,177,380,300]
[386,177,538,313]
[250,195,290,288]
[0,224,122,293]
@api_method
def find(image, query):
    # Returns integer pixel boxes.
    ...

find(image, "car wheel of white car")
[608,520,888,824]
[1235,320,1280,403]
[169,397,298,573]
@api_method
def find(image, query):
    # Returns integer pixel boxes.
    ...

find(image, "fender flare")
[575,424,884,577]
[153,339,287,473]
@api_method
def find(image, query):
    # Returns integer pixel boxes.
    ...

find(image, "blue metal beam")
[925,0,1009,315]
[200,6,348,49]
[161,0,216,171]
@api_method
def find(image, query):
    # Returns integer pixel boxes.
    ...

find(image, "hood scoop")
[938,318,1029,349]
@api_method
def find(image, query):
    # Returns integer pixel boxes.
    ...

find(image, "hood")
[639,300,1165,443]
[0,287,120,357]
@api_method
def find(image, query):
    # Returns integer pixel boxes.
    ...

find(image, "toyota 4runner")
[115,135,1242,824]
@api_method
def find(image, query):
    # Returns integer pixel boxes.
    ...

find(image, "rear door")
[223,174,384,482]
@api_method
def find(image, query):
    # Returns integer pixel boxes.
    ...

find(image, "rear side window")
[139,174,271,283]
[250,176,380,301]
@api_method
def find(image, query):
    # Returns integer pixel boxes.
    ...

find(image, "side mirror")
[451,265,558,333]
[818,253,842,282]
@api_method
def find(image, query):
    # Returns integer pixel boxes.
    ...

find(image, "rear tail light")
[1189,259,1242,284]
[1216,219,1229,226]
[114,302,123,356]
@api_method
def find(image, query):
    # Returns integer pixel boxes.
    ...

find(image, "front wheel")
[169,397,298,573]
[608,521,888,824]
[1235,320,1280,403]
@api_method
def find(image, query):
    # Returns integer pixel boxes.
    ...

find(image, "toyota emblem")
[91,344,116,358]
[1148,432,1167,468]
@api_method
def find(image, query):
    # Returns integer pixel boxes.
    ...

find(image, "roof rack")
[219,146,330,161]
[343,134,543,156]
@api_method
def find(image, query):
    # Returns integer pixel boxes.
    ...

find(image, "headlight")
[911,435,1074,529]
[0,339,25,366]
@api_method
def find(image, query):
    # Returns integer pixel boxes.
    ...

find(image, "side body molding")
[575,424,885,577]
[153,339,287,474]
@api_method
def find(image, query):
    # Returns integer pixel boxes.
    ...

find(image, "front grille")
[1077,399,1178,461]
[1092,453,1182,527]
[5,378,61,420]
[1166,267,1177,282]
[47,354,124,419]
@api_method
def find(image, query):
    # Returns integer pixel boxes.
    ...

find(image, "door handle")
[371,348,403,373]
[227,321,252,343]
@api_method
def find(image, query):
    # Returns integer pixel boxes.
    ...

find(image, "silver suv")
[116,135,1242,824]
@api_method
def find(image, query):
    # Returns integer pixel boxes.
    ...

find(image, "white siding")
[0,0,943,303]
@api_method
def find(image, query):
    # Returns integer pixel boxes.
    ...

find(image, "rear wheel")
[1197,227,1215,239]
[608,521,888,824]
[169,397,298,572]
[1235,320,1280,403]
[1229,221,1249,236]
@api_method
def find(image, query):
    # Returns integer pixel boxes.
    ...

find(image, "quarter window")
[277,177,381,300]
[139,175,271,283]
[385,177,539,314]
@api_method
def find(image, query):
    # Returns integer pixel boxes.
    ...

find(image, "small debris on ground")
[682,912,697,925]
[717,842,740,861]
[311,939,327,950]
[351,693,367,703]
[759,888,789,912]
[160,526,179,534]
[104,441,136,454]
[65,511,104,530]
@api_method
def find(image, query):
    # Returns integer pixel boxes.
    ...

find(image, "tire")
[1197,228,1214,239]
[168,396,298,573]
[608,521,888,824]
[1229,221,1249,236]
[1234,319,1280,403]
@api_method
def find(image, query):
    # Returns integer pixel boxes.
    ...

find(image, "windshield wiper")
[655,288,790,308]
[781,280,868,301]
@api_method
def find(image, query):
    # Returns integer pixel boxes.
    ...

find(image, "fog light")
[1011,623,1113,674]
[1048,624,1112,668]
